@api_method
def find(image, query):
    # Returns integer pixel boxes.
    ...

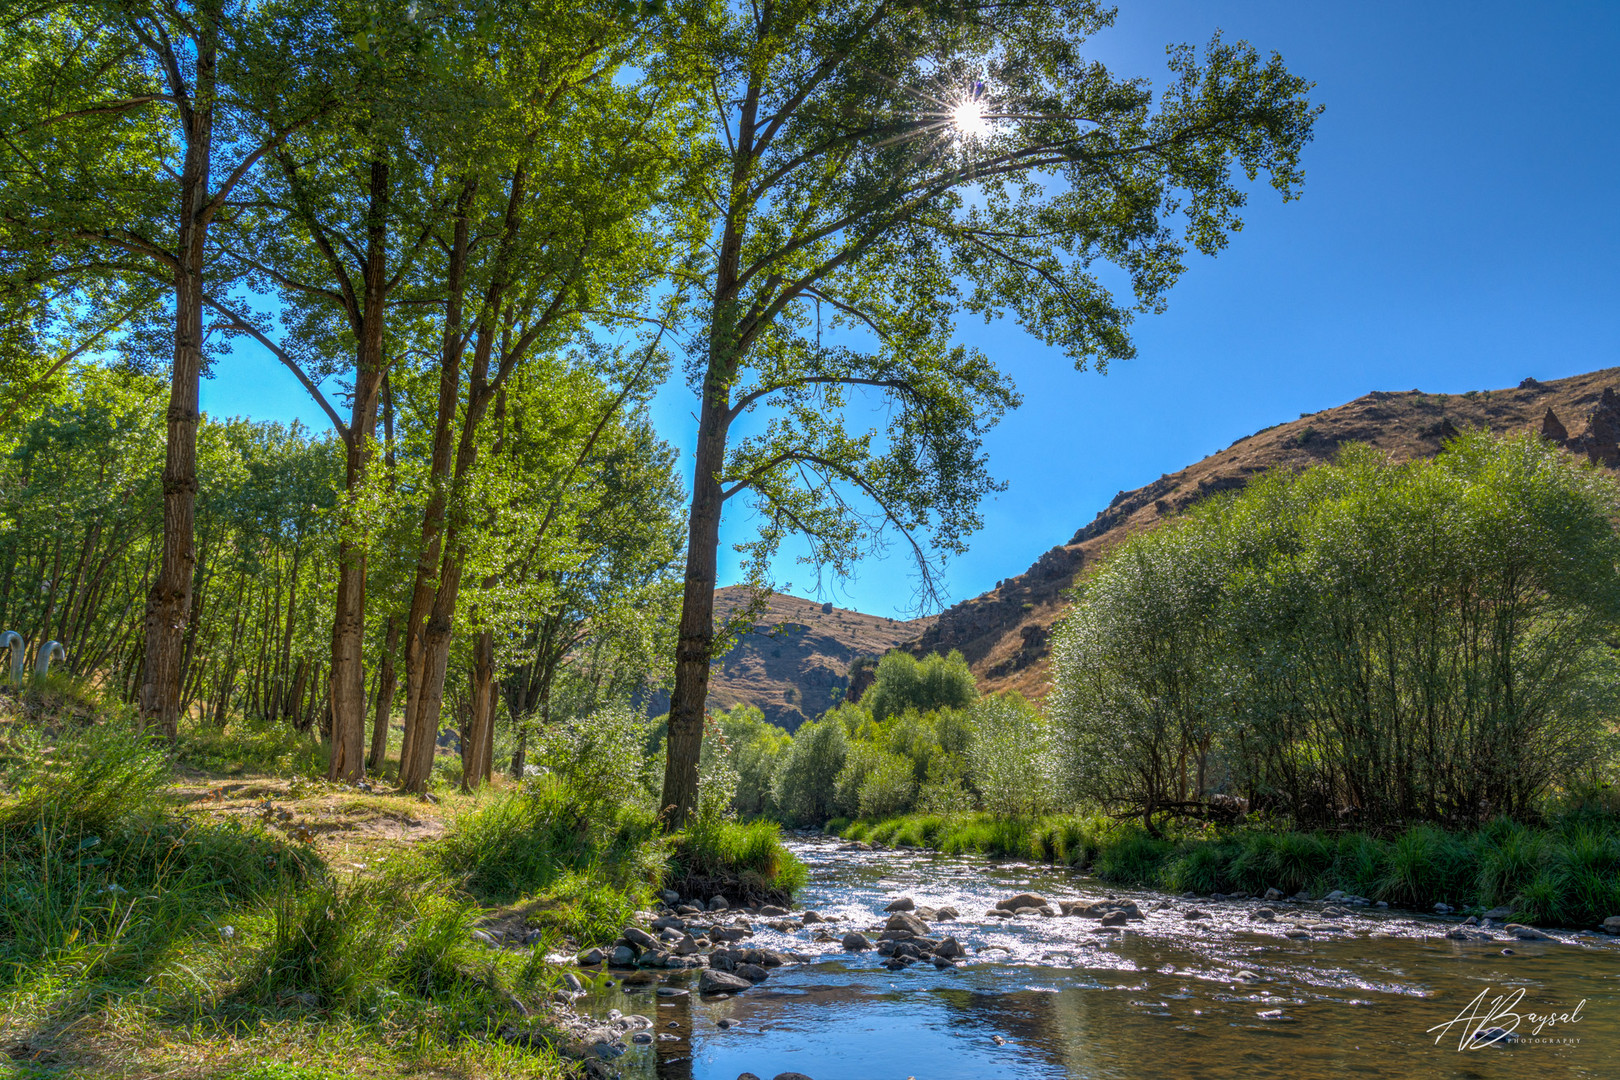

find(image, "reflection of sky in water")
[580,840,1620,1080]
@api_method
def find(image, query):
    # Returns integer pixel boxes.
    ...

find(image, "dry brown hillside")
[904,367,1620,702]
[649,587,935,731]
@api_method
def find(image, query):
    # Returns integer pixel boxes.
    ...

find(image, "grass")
[666,815,808,906]
[836,810,1620,927]
[0,699,592,1078]
[0,683,813,1077]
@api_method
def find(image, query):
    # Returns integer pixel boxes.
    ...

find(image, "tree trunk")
[396,181,475,791]
[368,613,399,771]
[658,376,731,828]
[462,628,497,792]
[138,16,216,740]
[326,160,391,782]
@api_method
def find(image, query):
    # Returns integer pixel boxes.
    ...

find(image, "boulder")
[735,963,769,983]
[698,969,752,994]
[884,897,916,912]
[1100,912,1128,927]
[1602,916,1620,935]
[758,905,789,917]
[709,896,730,911]
[934,936,964,959]
[1505,923,1555,941]
[801,909,826,924]
[842,931,873,951]
[934,905,960,921]
[576,947,606,965]
[623,927,658,950]
[995,893,1049,912]
[1264,888,1283,901]
[1184,910,1210,920]
[1482,906,1515,921]
[882,912,930,939]
[608,945,638,967]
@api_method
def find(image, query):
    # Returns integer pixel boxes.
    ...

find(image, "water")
[578,838,1620,1080]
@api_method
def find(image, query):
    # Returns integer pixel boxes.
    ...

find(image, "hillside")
[652,587,936,731]
[905,367,1620,700]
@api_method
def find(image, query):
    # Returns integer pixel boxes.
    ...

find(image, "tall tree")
[0,0,333,736]
[656,0,1319,825]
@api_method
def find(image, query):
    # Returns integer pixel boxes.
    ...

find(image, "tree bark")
[462,628,497,791]
[658,374,731,827]
[368,613,399,771]
[139,26,215,738]
[326,160,391,781]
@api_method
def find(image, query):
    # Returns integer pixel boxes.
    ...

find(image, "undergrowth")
[839,811,1620,926]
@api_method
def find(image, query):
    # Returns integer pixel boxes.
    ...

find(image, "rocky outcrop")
[900,370,1620,702]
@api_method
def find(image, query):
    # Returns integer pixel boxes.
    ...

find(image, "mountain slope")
[905,367,1620,700]
[650,588,935,731]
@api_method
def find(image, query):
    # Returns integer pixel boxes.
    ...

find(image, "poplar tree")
[657,0,1319,825]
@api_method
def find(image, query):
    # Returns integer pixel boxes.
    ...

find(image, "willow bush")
[1053,432,1620,831]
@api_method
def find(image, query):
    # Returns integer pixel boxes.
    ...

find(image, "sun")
[950,98,989,138]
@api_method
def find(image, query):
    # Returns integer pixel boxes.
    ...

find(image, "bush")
[1053,432,1620,831]
[968,694,1056,818]
[771,717,847,826]
[864,650,977,723]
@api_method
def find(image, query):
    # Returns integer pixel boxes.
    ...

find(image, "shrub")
[864,650,977,723]
[771,717,847,826]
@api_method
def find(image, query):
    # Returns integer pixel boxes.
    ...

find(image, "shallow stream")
[576,837,1619,1080]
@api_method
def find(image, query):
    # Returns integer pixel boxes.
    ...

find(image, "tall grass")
[833,810,1620,926]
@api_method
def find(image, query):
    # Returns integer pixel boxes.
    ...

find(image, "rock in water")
[881,912,929,938]
[1601,916,1620,935]
[841,932,872,951]
[995,893,1049,912]
[1505,923,1555,941]
[623,927,658,950]
[884,897,916,912]
[699,970,751,994]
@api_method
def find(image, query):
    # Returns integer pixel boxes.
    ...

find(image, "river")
[575,836,1618,1080]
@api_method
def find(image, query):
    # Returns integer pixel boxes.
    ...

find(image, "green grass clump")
[432,777,660,904]
[668,815,808,902]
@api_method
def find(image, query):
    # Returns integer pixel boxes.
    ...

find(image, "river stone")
[881,956,910,970]
[995,892,1049,912]
[677,904,703,915]
[1184,909,1210,920]
[759,905,789,917]
[1603,916,1620,934]
[934,936,964,959]
[661,889,680,904]
[623,927,658,950]
[576,947,605,965]
[1100,912,1128,927]
[652,916,686,931]
[884,896,916,912]
[935,905,960,920]
[1483,906,1515,921]
[1252,909,1275,921]
[1264,888,1283,901]
[883,912,930,938]
[609,945,638,967]
[735,963,769,983]
[698,969,751,993]
[842,931,872,951]
[709,896,730,911]
[1013,906,1042,917]
[932,955,956,968]
[1505,923,1555,941]
[801,909,826,924]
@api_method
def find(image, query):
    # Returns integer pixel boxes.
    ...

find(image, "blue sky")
[202,0,1620,618]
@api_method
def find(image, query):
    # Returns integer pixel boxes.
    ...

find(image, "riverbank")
[0,707,803,1079]
[830,810,1620,930]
